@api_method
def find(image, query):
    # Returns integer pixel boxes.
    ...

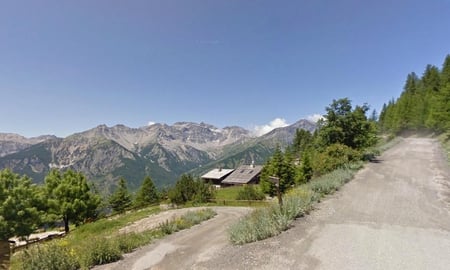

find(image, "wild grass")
[215,186,246,200]
[158,208,216,235]
[12,208,216,270]
[15,242,79,270]
[438,132,450,165]
[69,206,161,243]
[228,162,363,245]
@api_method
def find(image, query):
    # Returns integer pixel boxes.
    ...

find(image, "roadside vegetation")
[4,57,449,266]
[230,53,450,245]
[378,55,450,137]
[229,97,379,244]
[11,208,216,270]
[439,132,450,165]
[229,163,364,244]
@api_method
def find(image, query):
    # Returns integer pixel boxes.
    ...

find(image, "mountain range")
[0,120,315,193]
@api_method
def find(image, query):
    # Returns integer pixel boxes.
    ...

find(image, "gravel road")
[97,138,450,270]
[94,207,251,270]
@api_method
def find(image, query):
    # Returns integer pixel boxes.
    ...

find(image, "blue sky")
[1,0,450,137]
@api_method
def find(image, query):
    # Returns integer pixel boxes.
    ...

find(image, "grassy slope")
[12,206,216,269]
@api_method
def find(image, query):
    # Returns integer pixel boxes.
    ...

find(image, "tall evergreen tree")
[423,65,442,130]
[109,177,132,214]
[260,146,295,195]
[134,176,159,208]
[378,54,450,134]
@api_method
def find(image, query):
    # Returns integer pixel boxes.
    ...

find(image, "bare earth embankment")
[98,138,450,270]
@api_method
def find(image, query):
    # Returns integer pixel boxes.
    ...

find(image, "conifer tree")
[109,177,132,214]
[45,169,101,233]
[134,176,159,207]
[0,169,42,240]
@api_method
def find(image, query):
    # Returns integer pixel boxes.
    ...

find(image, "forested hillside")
[379,55,450,133]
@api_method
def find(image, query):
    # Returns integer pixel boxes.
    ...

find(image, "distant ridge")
[0,119,316,193]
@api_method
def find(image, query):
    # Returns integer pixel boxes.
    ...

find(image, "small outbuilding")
[221,164,263,186]
[201,168,234,186]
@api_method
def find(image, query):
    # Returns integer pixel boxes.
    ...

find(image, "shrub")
[229,164,361,245]
[312,144,362,175]
[168,175,215,205]
[16,242,79,270]
[158,209,216,235]
[182,208,216,225]
[158,219,178,235]
[235,185,265,201]
[229,189,313,245]
[78,237,122,268]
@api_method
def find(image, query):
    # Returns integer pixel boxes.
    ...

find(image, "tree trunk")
[64,217,70,234]
[0,240,10,270]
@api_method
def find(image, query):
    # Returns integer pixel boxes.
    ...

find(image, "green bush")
[168,175,215,205]
[16,242,79,270]
[115,232,156,253]
[235,185,265,201]
[312,144,362,175]
[182,208,216,225]
[158,219,179,235]
[159,209,216,235]
[78,237,122,268]
[229,189,313,245]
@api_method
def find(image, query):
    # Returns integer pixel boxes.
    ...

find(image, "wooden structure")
[221,164,263,186]
[201,168,234,186]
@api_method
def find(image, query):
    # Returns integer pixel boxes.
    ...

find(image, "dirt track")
[98,138,450,270]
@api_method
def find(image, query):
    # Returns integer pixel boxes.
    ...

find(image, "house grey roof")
[201,168,234,180]
[221,165,263,184]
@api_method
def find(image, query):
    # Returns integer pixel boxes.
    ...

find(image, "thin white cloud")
[253,118,289,136]
[197,39,221,45]
[148,121,156,126]
[306,114,323,123]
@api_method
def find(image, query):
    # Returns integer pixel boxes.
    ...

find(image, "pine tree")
[45,169,101,233]
[0,169,43,240]
[109,177,132,214]
[423,65,442,130]
[134,176,159,208]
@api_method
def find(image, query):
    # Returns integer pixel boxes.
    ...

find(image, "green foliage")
[13,207,215,270]
[312,144,362,175]
[229,162,362,245]
[78,237,122,267]
[235,185,265,200]
[134,176,159,208]
[45,169,101,233]
[260,146,295,195]
[16,242,80,270]
[215,186,245,200]
[168,174,215,205]
[318,98,378,150]
[229,188,313,245]
[380,54,450,134]
[295,151,313,184]
[259,98,377,198]
[109,177,132,214]
[0,169,43,240]
[291,129,313,158]
[158,208,216,235]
